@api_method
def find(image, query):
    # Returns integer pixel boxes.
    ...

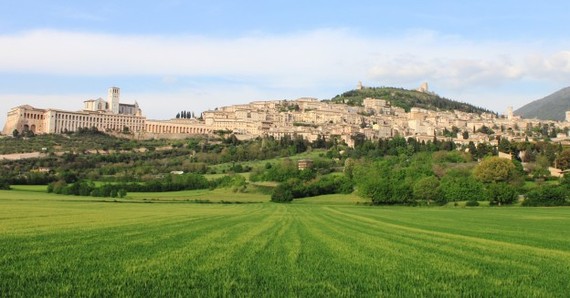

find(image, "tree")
[12,129,19,138]
[523,185,567,206]
[532,154,551,179]
[473,157,518,183]
[440,169,484,202]
[354,158,413,205]
[271,183,293,203]
[343,158,356,180]
[486,182,518,205]
[555,149,570,170]
[0,179,10,190]
[477,125,494,135]
[498,138,512,153]
[413,176,441,204]
[462,131,469,140]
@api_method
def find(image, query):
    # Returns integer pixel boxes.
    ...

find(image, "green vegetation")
[3,128,570,295]
[523,185,568,207]
[0,133,337,186]
[0,128,167,155]
[1,188,570,296]
[330,87,495,114]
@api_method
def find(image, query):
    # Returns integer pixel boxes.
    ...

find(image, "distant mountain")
[330,87,494,115]
[515,87,570,121]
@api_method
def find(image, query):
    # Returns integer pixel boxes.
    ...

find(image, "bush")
[210,175,246,189]
[0,179,10,190]
[523,186,567,206]
[440,169,484,202]
[413,176,441,204]
[354,158,414,205]
[486,182,518,205]
[271,175,354,201]
[271,183,293,203]
[465,200,480,207]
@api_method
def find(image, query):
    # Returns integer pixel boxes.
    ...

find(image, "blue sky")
[1,1,570,125]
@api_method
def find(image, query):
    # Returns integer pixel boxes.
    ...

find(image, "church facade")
[2,87,214,137]
[2,87,146,135]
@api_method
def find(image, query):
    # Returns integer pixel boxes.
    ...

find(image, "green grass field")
[1,188,570,296]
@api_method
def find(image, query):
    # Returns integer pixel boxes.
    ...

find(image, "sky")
[1,0,570,126]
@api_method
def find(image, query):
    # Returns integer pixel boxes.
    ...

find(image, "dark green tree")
[555,149,570,170]
[523,186,567,206]
[271,183,293,203]
[440,169,484,202]
[486,182,518,205]
[413,176,441,204]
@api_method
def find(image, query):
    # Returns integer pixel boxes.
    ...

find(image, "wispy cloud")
[0,28,569,124]
[1,29,569,88]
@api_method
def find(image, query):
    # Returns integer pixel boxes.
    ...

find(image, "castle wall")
[2,106,48,135]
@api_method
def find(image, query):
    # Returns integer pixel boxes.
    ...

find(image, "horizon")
[2,1,570,126]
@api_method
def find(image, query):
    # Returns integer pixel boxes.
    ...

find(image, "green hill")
[514,87,570,121]
[330,87,494,114]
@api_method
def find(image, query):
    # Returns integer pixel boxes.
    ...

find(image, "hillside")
[330,87,494,114]
[514,87,570,121]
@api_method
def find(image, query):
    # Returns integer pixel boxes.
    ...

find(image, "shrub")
[0,179,10,190]
[413,176,441,204]
[465,200,480,207]
[210,175,246,189]
[486,182,518,205]
[440,169,484,202]
[523,186,567,206]
[271,183,293,203]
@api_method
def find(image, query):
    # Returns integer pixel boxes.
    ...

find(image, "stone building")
[5,85,570,148]
[3,87,144,135]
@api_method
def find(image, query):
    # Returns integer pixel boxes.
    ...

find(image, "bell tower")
[107,87,120,114]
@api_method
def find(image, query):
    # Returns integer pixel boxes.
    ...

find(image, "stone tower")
[506,106,513,120]
[107,87,120,114]
[417,82,429,93]
[566,111,570,122]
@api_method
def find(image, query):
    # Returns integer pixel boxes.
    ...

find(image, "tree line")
[351,152,567,207]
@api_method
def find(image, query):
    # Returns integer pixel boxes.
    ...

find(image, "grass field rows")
[1,189,570,296]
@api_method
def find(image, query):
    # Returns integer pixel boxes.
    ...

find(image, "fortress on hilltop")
[3,86,570,147]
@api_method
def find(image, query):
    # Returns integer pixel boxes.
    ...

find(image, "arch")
[30,124,36,133]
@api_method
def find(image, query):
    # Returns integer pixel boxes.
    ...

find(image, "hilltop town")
[3,84,570,148]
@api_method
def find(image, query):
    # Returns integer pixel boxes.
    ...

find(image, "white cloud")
[526,51,570,79]
[1,29,568,87]
[1,28,570,125]
[0,29,366,82]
